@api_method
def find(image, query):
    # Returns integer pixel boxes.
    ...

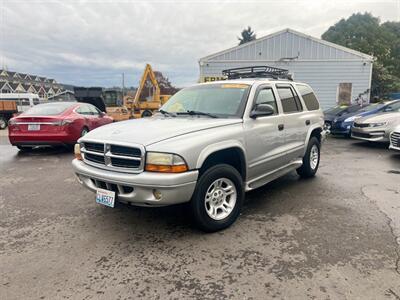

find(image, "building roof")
[200,28,374,62]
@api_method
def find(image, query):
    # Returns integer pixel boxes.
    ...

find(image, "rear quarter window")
[296,84,320,111]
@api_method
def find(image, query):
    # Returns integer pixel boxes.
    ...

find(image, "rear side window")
[76,104,93,115]
[255,88,278,115]
[296,84,320,111]
[277,86,302,113]
[23,102,74,116]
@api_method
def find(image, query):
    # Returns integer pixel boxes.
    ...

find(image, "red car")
[8,102,113,150]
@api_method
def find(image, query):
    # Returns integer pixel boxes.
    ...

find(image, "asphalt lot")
[1,129,400,300]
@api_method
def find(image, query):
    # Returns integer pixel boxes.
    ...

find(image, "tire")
[190,164,244,232]
[297,136,320,178]
[0,117,7,129]
[80,127,89,137]
[141,110,152,117]
[17,145,33,152]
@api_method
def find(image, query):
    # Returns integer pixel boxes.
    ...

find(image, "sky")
[0,0,399,88]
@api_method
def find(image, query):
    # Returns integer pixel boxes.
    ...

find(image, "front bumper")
[389,132,400,151]
[330,121,352,135]
[9,131,77,146]
[72,159,198,207]
[351,127,389,142]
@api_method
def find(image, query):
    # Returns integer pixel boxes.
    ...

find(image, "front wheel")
[190,164,244,232]
[297,136,320,178]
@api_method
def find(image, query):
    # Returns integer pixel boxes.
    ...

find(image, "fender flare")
[196,140,247,170]
[304,124,323,154]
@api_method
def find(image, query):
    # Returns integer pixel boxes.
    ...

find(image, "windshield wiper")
[159,109,177,117]
[177,110,218,118]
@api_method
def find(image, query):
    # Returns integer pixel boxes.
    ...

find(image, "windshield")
[358,103,385,113]
[160,83,251,118]
[23,102,75,116]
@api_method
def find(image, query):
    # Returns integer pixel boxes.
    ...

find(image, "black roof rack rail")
[222,65,292,81]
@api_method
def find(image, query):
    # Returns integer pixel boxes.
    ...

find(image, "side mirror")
[250,104,275,119]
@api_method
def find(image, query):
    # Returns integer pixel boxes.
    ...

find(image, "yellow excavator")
[128,64,173,118]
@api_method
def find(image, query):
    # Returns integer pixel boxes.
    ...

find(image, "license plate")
[96,188,115,208]
[28,124,40,131]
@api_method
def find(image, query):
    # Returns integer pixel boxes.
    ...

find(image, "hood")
[81,116,242,146]
[356,112,400,124]
[335,110,362,122]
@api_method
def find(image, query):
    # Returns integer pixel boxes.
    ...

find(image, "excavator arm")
[133,64,160,105]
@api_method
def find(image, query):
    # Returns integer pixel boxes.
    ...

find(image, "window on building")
[277,86,302,113]
[296,84,320,110]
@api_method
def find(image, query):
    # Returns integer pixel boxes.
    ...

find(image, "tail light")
[55,119,74,126]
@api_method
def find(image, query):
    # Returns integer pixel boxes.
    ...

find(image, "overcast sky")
[1,0,399,88]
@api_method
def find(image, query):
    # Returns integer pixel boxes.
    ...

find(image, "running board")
[245,159,303,191]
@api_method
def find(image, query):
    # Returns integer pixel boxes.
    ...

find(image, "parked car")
[72,67,325,232]
[324,104,361,131]
[389,125,400,151]
[8,101,113,150]
[351,110,400,142]
[330,100,400,137]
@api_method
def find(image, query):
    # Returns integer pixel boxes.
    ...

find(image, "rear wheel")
[17,145,33,152]
[141,110,152,117]
[80,127,89,137]
[190,164,244,232]
[0,117,7,129]
[297,137,320,178]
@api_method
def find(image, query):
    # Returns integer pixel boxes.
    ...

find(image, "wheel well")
[310,127,322,143]
[199,147,246,180]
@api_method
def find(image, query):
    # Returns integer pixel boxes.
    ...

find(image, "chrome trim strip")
[15,122,58,125]
[81,148,104,156]
[105,152,141,161]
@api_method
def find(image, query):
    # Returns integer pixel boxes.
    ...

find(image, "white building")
[199,28,373,109]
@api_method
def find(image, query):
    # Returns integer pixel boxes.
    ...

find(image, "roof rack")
[222,66,292,80]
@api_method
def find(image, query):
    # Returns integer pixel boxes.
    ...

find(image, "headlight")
[8,119,16,126]
[369,122,387,127]
[145,152,188,173]
[74,143,82,160]
[344,116,357,122]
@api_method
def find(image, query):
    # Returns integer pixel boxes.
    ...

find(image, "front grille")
[85,142,104,153]
[110,157,141,168]
[85,153,105,164]
[81,142,144,173]
[110,144,141,157]
[90,179,134,195]
[353,122,369,128]
[391,132,400,147]
[352,132,371,139]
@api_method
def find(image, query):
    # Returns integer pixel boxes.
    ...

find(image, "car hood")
[81,116,243,146]
[356,112,400,124]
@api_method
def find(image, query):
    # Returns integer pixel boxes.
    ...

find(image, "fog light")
[153,190,162,200]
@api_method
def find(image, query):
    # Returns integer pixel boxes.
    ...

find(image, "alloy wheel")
[204,178,237,221]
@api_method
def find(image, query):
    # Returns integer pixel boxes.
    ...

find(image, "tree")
[322,13,400,98]
[238,26,256,45]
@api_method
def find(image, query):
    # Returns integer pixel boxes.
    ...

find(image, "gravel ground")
[1,131,400,299]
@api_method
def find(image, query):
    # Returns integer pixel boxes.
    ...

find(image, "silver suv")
[72,68,325,232]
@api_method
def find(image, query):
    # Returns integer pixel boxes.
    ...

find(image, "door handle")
[278,124,284,131]
[305,120,311,126]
